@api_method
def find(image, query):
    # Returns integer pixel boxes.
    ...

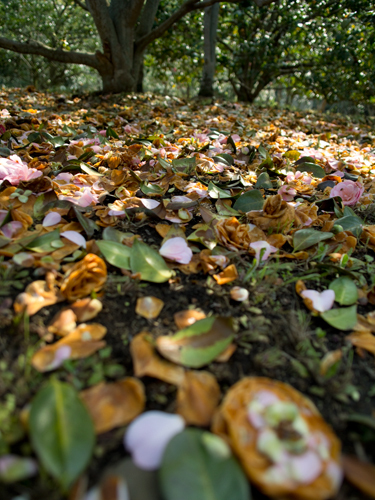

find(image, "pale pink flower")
[159,237,192,264]
[0,155,42,185]
[1,221,23,238]
[140,199,160,210]
[250,241,278,262]
[278,185,297,202]
[300,289,335,312]
[59,187,99,207]
[329,180,364,206]
[124,411,185,470]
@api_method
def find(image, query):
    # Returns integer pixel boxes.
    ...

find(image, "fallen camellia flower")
[60,253,107,301]
[159,237,192,264]
[124,411,185,470]
[212,377,342,499]
[329,180,364,206]
[300,289,335,313]
[0,155,42,185]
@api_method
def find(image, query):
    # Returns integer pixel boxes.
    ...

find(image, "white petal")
[159,237,192,264]
[61,231,87,248]
[301,289,335,312]
[140,199,160,210]
[124,411,185,470]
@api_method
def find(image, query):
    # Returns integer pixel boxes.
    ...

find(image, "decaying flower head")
[60,253,107,301]
[212,377,342,500]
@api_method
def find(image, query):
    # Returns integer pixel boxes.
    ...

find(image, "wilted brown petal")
[213,264,238,285]
[60,253,107,301]
[342,455,375,499]
[80,378,145,434]
[174,310,206,329]
[135,296,164,319]
[130,332,185,386]
[177,370,221,426]
[71,297,103,322]
[14,277,64,316]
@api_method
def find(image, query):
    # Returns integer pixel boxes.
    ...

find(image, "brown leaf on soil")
[60,253,107,301]
[213,264,238,285]
[212,377,342,500]
[176,370,221,426]
[342,455,375,499]
[174,309,206,329]
[346,331,375,356]
[135,296,164,319]
[14,275,64,316]
[130,332,185,386]
[80,378,145,434]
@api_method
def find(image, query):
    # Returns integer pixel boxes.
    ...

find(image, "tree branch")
[71,0,89,11]
[0,37,100,69]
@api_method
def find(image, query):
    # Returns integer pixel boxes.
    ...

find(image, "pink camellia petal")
[0,155,42,185]
[0,455,38,482]
[300,289,335,313]
[159,237,192,264]
[124,411,185,470]
[47,345,72,371]
[250,241,278,262]
[1,221,23,239]
[43,212,62,227]
[278,184,297,202]
[288,450,323,484]
[61,231,86,248]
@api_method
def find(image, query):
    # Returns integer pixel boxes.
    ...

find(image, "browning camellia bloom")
[212,377,342,500]
[60,253,107,301]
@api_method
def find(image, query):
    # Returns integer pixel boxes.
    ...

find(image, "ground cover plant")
[0,87,375,499]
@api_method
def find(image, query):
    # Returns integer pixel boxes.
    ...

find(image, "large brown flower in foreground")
[212,377,342,500]
[60,253,107,301]
[214,217,267,251]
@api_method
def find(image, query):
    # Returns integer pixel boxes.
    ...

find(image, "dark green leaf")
[233,190,264,212]
[130,239,173,283]
[97,240,131,269]
[254,172,273,189]
[208,182,232,199]
[74,207,97,238]
[293,229,333,251]
[296,162,326,178]
[329,277,358,305]
[29,380,95,490]
[25,229,61,253]
[321,305,357,331]
[160,429,250,500]
[335,215,363,237]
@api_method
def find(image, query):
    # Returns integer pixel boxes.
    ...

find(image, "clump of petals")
[124,411,185,470]
[0,155,42,185]
[329,180,364,206]
[300,289,335,313]
[250,241,278,261]
[159,237,192,264]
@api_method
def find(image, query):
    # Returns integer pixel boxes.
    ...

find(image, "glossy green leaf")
[335,215,363,237]
[74,207,98,238]
[233,190,264,212]
[208,182,232,199]
[97,240,131,269]
[80,162,103,176]
[321,305,357,331]
[296,162,326,178]
[329,277,358,305]
[25,229,61,253]
[106,127,119,139]
[172,157,196,173]
[0,147,11,157]
[130,239,173,283]
[29,380,95,490]
[215,198,240,216]
[293,229,333,251]
[160,429,251,500]
[140,181,164,196]
[156,316,235,368]
[216,153,234,165]
[254,172,273,189]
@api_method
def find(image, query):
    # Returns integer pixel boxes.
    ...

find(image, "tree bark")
[198,3,220,97]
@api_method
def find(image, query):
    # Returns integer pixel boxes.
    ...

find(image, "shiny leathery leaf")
[156,316,235,368]
[335,215,363,237]
[293,229,333,251]
[130,239,173,283]
[254,172,273,189]
[29,379,95,490]
[74,207,98,238]
[296,162,325,178]
[321,305,357,331]
[208,182,232,199]
[233,190,264,212]
[25,229,61,253]
[160,429,250,500]
[329,277,358,305]
[97,240,131,270]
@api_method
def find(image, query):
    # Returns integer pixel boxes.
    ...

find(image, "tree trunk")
[198,3,219,98]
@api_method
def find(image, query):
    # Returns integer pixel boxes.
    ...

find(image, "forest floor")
[0,87,374,500]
